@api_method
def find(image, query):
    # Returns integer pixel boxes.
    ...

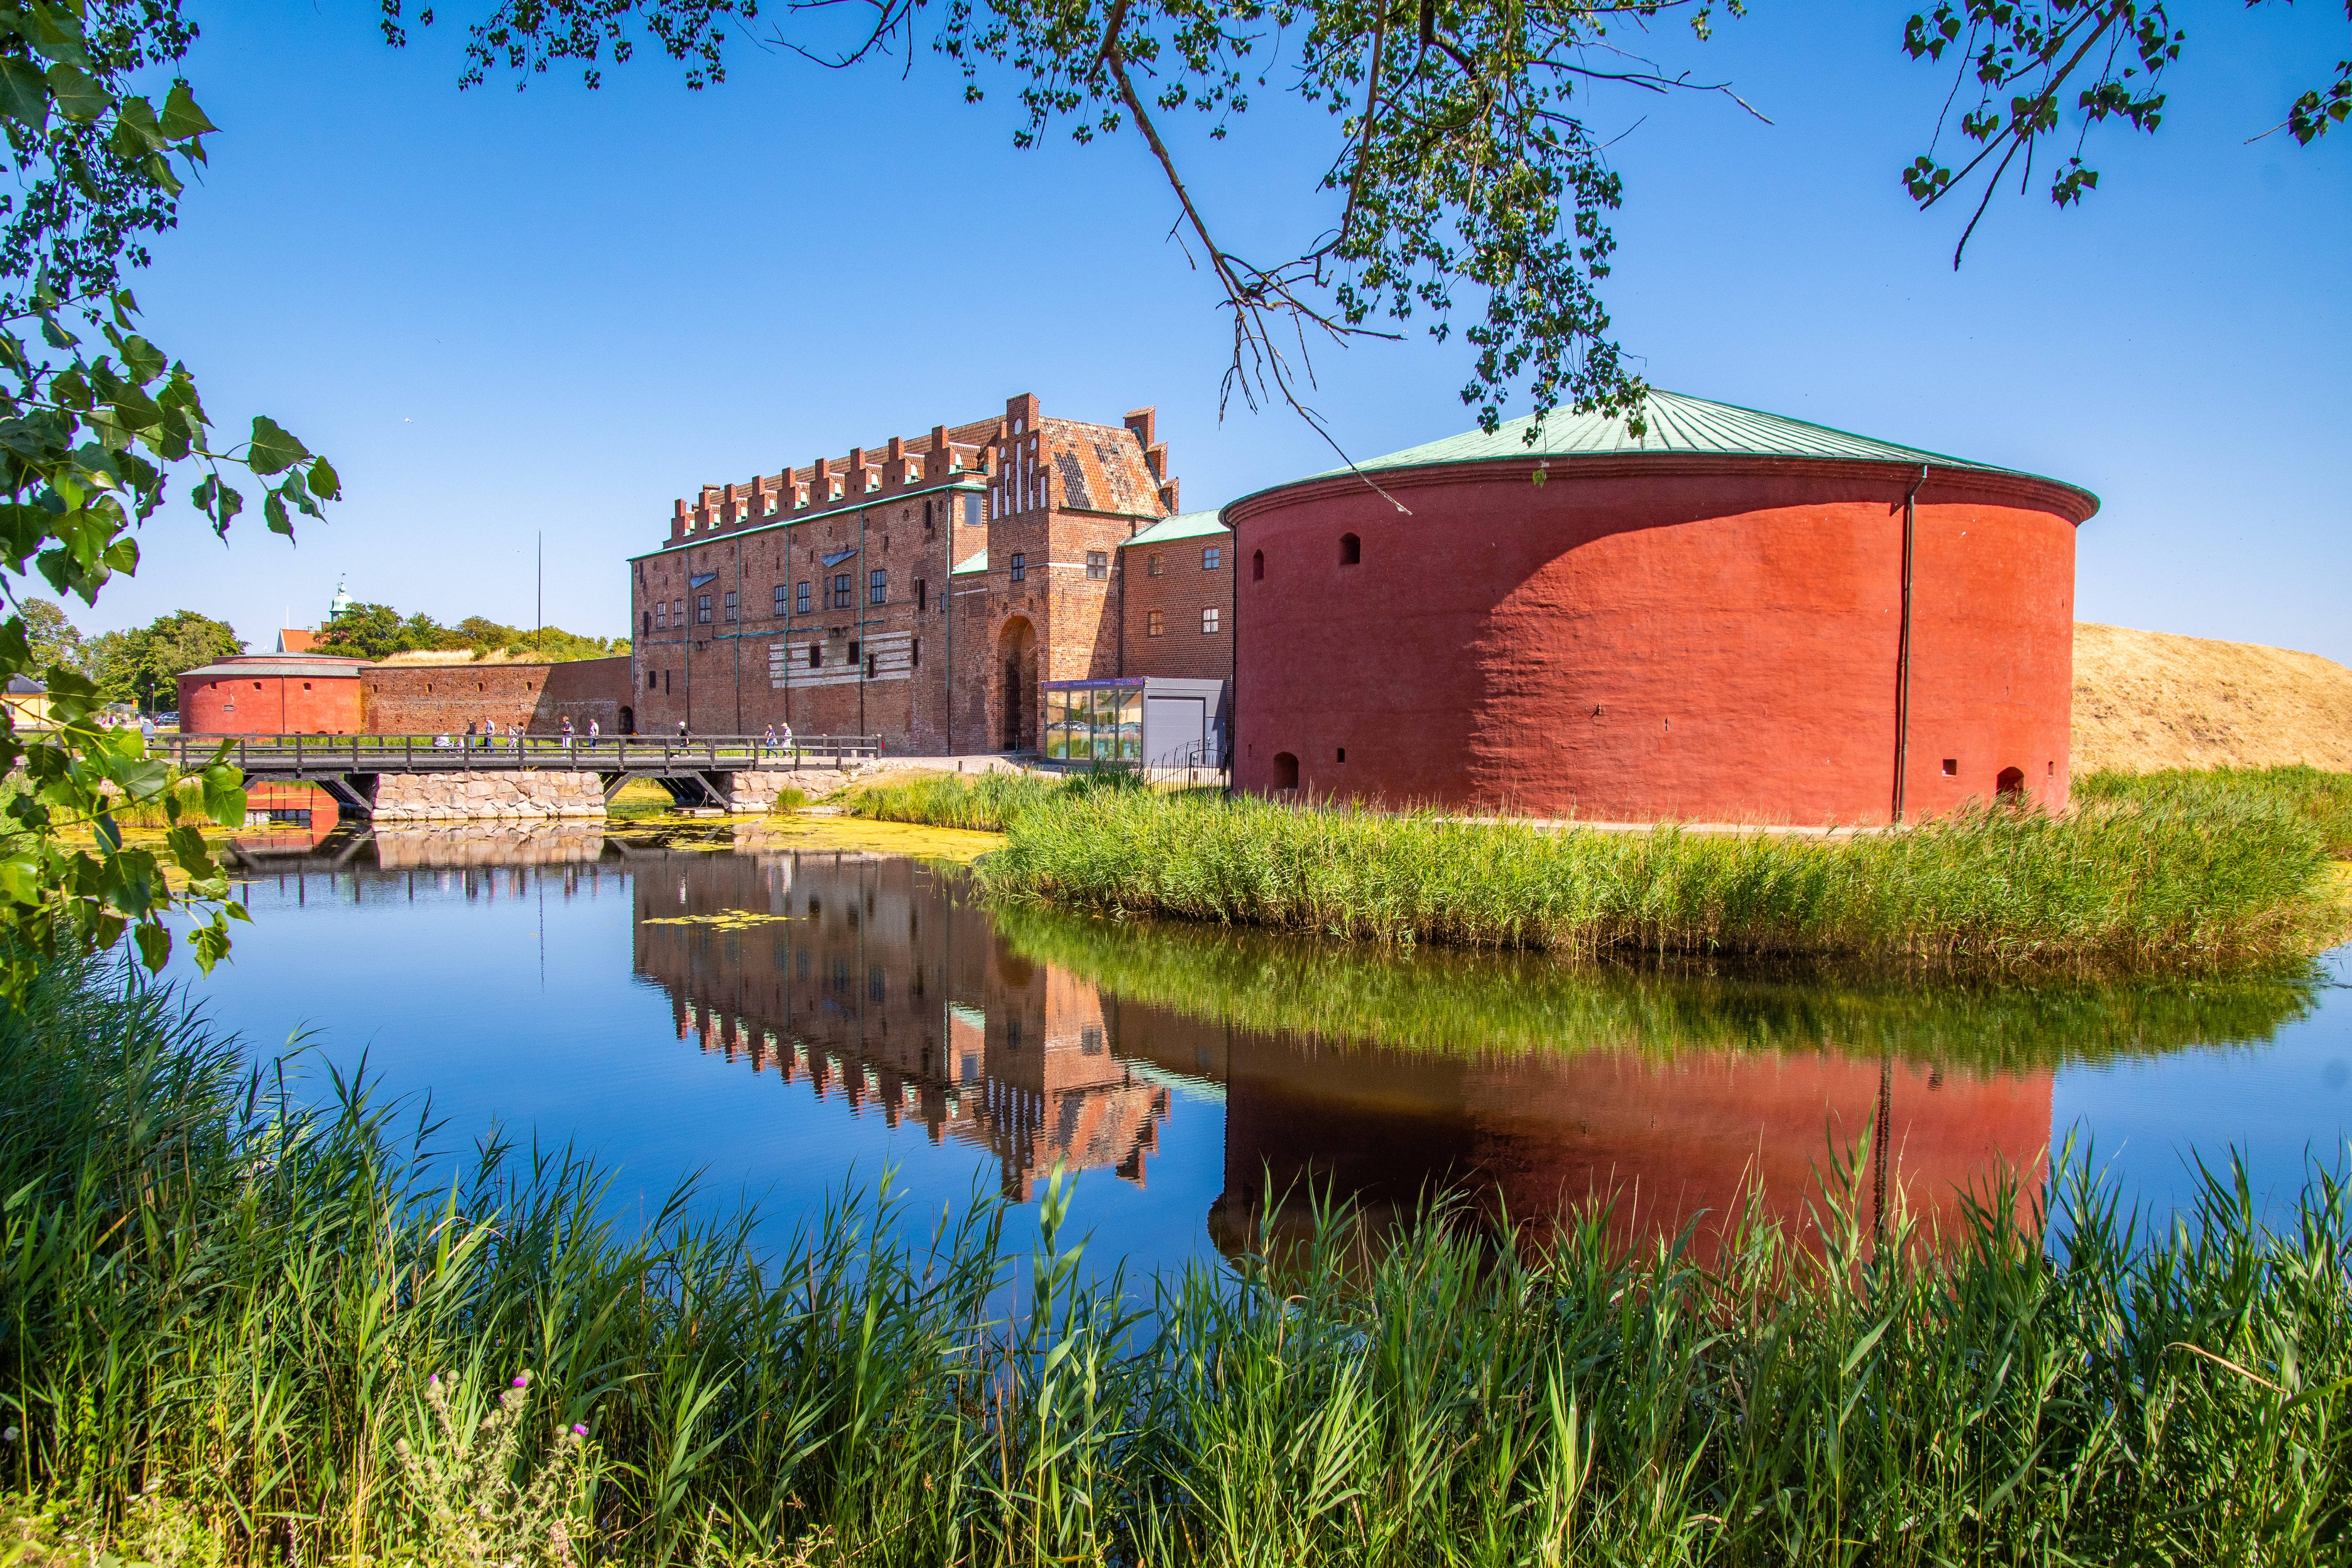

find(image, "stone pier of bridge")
[360,768,850,823]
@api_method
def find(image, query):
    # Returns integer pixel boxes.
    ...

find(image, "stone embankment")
[371,770,606,822]
[729,768,858,809]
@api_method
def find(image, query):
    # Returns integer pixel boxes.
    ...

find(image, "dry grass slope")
[2075,623,2352,772]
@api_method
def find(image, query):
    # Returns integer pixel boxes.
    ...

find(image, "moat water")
[172,818,2352,1274]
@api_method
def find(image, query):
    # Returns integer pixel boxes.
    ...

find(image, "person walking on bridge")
[561,716,575,753]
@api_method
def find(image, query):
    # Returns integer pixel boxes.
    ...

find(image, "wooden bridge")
[165,733,881,815]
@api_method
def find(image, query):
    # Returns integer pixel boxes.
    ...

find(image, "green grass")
[993,902,2326,1072]
[844,768,1125,833]
[2079,764,2352,857]
[979,787,2344,975]
[9,961,2352,1565]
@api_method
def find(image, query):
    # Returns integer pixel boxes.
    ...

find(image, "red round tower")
[1223,393,2098,824]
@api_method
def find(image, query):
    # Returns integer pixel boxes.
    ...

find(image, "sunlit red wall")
[1227,458,2096,824]
[177,659,365,735]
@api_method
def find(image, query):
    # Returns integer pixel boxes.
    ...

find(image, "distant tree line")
[18,601,629,713]
[310,602,629,664]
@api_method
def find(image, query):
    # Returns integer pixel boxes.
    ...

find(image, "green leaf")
[245,414,308,476]
[262,489,291,537]
[44,63,107,123]
[157,83,216,141]
[0,57,49,131]
[133,919,168,972]
[307,454,341,500]
[21,2,92,68]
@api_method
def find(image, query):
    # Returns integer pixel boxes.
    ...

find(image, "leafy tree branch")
[0,0,341,999]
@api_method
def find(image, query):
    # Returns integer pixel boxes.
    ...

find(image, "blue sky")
[82,0,2352,665]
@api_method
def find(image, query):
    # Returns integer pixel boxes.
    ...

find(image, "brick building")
[628,393,1234,753]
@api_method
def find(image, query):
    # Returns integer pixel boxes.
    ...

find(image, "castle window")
[1204,546,1222,571]
[1085,550,1108,580]
[1252,550,1264,581]
[869,569,888,606]
[723,590,739,622]
[964,495,982,527]
[1147,609,1164,637]
[642,610,652,635]
[865,654,876,678]
[696,595,712,625]
[655,602,666,630]
[647,670,657,690]
[796,581,811,615]
[672,599,683,624]
[1942,758,1958,776]
[772,584,787,617]
[807,645,822,669]
[831,574,852,610]
[912,637,920,667]
[1202,607,1221,634]
[906,462,922,484]
[1009,552,1026,583]
[1339,533,1361,566]
[847,641,861,665]
[1148,553,1163,577]
[916,579,928,613]
[866,473,881,493]
[795,487,808,509]
[830,478,844,501]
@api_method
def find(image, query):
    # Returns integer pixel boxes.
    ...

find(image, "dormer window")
[865,473,880,493]
[830,478,844,501]
[795,486,808,509]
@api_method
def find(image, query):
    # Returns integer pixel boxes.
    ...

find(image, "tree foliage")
[83,608,239,710]
[17,597,82,673]
[0,0,337,999]
[396,0,2346,442]
[310,602,628,662]
[1902,0,2350,265]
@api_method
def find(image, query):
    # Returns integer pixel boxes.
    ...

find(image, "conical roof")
[1316,390,2065,484]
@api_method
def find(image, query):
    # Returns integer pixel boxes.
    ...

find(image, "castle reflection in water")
[632,844,1182,1201]
[222,822,2075,1252]
[609,829,2055,1249]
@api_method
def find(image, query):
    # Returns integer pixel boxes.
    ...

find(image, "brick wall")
[361,657,631,736]
[1121,530,1235,681]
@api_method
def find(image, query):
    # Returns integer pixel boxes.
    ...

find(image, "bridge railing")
[165,733,883,774]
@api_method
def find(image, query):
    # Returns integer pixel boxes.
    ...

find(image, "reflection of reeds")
[980,788,2344,975]
[2078,763,2352,857]
[995,902,2325,1070]
[11,960,2352,1562]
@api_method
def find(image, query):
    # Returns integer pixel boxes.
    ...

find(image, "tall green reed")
[9,959,2352,1565]
[981,787,2343,974]
[2079,763,2352,857]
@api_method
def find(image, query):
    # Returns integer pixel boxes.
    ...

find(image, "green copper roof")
[951,547,988,577]
[1314,391,2051,481]
[1120,510,1229,548]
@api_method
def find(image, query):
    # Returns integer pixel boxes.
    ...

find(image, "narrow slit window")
[1339,533,1361,565]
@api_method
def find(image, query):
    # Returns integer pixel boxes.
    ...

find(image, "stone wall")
[727,767,860,811]
[370,769,606,821]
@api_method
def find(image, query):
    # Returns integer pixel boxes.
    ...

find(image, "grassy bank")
[994,903,2326,1071]
[843,768,1072,832]
[2079,763,2352,856]
[980,785,2343,974]
[9,962,2352,1565]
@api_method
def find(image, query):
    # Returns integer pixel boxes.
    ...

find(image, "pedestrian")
[763,723,777,756]
[562,715,575,752]
[513,722,524,755]
[780,719,794,755]
[677,719,688,740]
[466,719,477,751]
[588,718,600,743]
[138,712,155,748]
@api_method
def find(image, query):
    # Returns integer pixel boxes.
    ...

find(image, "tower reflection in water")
[631,839,2086,1254]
